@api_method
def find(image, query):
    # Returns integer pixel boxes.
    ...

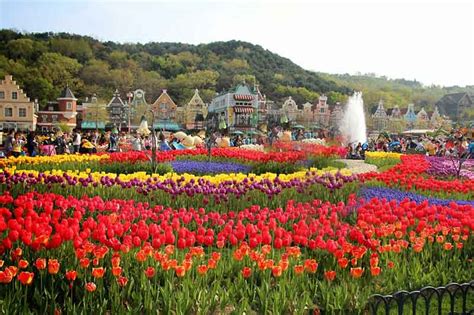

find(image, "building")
[208,83,259,132]
[36,85,77,132]
[150,89,181,131]
[79,95,108,130]
[329,103,344,129]
[435,92,473,122]
[313,95,330,127]
[177,89,207,130]
[404,104,417,130]
[281,96,299,124]
[0,75,37,131]
[371,100,388,131]
[130,89,148,127]
[107,90,128,130]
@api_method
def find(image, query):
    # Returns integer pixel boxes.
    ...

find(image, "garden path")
[337,159,378,174]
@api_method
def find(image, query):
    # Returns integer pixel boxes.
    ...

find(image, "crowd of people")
[346,132,474,159]
[2,127,474,160]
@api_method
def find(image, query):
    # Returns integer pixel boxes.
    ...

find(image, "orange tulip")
[183,259,193,271]
[0,270,13,284]
[324,270,336,281]
[79,258,90,268]
[387,261,395,269]
[272,266,282,277]
[207,258,217,269]
[350,267,364,278]
[112,267,122,277]
[18,271,34,285]
[18,259,29,269]
[135,250,147,262]
[337,258,349,269]
[164,245,175,255]
[241,267,252,278]
[117,276,128,287]
[145,266,155,278]
[175,266,186,277]
[7,266,18,277]
[197,265,208,275]
[35,258,46,270]
[65,270,77,281]
[111,256,121,268]
[0,260,4,268]
[211,252,221,261]
[48,259,60,275]
[443,242,453,251]
[91,267,105,278]
[294,265,304,275]
[304,259,318,273]
[85,282,96,292]
[370,266,381,276]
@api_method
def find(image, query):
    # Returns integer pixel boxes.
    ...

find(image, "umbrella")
[389,141,401,148]
[231,130,244,135]
[292,125,305,129]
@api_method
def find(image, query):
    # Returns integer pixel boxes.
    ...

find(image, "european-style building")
[36,85,78,132]
[0,75,37,131]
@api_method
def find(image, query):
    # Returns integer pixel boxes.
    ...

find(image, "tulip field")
[0,144,472,314]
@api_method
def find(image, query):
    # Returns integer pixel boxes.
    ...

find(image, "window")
[12,92,17,100]
[5,108,12,117]
[41,115,48,122]
[320,108,325,113]
[112,107,121,114]
[48,106,54,111]
[0,91,4,99]
[51,115,58,123]
[66,102,72,110]
[19,108,26,117]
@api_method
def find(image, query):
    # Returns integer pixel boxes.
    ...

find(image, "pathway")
[337,159,378,174]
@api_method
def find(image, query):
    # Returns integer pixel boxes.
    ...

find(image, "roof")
[108,90,125,107]
[436,92,469,107]
[59,85,76,99]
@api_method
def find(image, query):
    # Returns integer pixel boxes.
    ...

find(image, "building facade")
[208,83,259,132]
[107,90,128,130]
[36,86,77,132]
[435,92,473,122]
[177,89,208,130]
[0,75,37,131]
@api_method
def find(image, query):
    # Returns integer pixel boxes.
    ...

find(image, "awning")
[153,122,182,131]
[81,121,105,129]
[234,107,254,114]
[233,94,254,101]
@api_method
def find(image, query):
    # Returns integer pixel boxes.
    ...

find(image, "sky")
[0,0,473,87]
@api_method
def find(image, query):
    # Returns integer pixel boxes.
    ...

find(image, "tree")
[6,38,35,60]
[37,53,82,87]
[50,38,93,63]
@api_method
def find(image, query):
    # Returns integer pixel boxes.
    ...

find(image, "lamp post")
[126,92,133,134]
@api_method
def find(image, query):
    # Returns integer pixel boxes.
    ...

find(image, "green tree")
[50,38,93,63]
[37,53,82,87]
[83,100,109,130]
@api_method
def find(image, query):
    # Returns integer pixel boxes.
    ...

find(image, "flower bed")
[0,147,473,313]
[0,192,471,313]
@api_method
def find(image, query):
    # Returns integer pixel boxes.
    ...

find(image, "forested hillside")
[0,30,349,107]
[0,30,471,110]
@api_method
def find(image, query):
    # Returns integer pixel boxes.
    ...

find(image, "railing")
[368,280,474,315]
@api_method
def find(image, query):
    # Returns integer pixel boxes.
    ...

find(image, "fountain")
[340,91,367,144]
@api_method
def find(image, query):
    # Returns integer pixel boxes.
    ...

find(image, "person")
[131,133,143,151]
[26,131,37,157]
[72,130,81,153]
[81,139,95,154]
[467,138,474,158]
[11,133,24,157]
[55,133,67,155]
[158,132,172,151]
[108,132,118,152]
[3,130,14,156]
[144,136,151,150]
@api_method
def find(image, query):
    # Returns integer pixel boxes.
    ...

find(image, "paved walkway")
[337,159,378,174]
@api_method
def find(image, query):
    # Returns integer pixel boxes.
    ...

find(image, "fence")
[368,280,474,315]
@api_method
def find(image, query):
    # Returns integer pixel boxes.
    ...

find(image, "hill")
[0,30,472,111]
[0,30,349,107]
